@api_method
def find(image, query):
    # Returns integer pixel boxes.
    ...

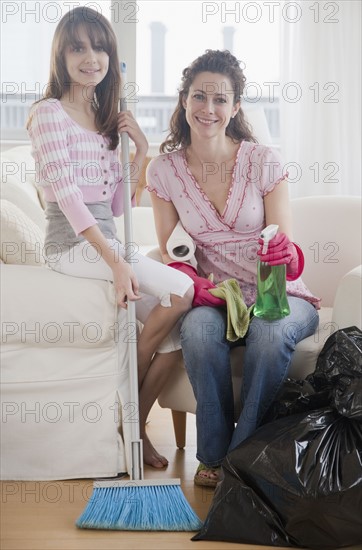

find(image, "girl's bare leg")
[137,288,193,388]
[139,350,183,468]
[134,288,193,467]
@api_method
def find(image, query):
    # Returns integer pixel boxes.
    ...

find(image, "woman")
[146,50,320,487]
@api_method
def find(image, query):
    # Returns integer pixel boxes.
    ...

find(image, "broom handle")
[120,62,143,481]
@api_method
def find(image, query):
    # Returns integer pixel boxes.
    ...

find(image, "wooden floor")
[1,403,361,550]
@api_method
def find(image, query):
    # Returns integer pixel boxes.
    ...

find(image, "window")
[135,0,281,145]
[1,0,280,143]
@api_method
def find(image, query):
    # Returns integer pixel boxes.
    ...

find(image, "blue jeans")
[180,297,319,467]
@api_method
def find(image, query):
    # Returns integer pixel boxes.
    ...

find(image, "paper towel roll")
[166,221,196,263]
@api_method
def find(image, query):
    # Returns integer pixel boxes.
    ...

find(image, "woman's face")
[182,71,240,140]
[63,25,109,90]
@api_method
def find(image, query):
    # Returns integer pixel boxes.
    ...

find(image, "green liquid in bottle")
[254,262,290,320]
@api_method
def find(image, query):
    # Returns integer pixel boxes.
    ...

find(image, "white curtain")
[280,1,361,197]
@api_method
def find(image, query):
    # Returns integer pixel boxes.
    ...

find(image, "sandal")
[194,462,222,488]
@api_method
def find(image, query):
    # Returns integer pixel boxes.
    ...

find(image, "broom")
[75,63,202,531]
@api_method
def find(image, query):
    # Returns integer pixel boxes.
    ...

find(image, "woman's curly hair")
[160,49,257,152]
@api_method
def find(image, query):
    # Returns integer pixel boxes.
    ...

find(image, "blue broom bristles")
[76,483,203,531]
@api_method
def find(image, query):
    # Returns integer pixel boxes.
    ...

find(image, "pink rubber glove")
[257,232,305,281]
[168,262,226,307]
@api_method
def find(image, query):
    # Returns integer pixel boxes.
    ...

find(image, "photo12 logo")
[201,2,340,24]
[1,1,139,24]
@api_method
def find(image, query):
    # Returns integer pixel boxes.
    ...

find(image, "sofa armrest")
[1,265,119,352]
[332,265,362,330]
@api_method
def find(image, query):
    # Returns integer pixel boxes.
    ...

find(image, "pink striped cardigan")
[28,99,126,236]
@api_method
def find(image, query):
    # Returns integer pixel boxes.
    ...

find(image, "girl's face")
[182,71,240,140]
[63,25,109,90]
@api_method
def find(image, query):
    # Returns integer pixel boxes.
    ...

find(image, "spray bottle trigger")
[260,224,279,255]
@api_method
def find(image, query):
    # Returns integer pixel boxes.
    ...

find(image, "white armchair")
[155,196,362,449]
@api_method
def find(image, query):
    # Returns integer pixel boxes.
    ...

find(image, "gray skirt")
[44,200,118,257]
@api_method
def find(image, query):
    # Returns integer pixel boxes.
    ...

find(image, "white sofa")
[1,144,361,477]
[0,145,157,481]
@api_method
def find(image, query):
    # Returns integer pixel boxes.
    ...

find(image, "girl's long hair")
[27,6,120,150]
[160,49,257,153]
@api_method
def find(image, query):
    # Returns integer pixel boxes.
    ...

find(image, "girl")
[146,50,320,487]
[27,6,194,469]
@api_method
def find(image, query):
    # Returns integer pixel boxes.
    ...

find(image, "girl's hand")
[112,261,141,308]
[117,111,148,155]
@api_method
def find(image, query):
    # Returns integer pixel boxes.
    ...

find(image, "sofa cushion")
[1,148,39,200]
[291,196,362,307]
[0,200,45,265]
[0,175,46,231]
[1,145,46,209]
[115,206,158,249]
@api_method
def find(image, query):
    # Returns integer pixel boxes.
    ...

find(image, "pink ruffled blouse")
[146,141,320,308]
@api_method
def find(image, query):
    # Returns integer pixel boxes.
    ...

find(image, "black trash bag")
[262,378,330,424]
[194,327,362,548]
[307,326,362,419]
[193,409,362,548]
[263,327,362,424]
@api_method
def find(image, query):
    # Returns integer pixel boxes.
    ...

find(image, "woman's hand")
[257,233,304,281]
[257,232,295,265]
[169,262,226,307]
[112,261,141,309]
[117,110,148,155]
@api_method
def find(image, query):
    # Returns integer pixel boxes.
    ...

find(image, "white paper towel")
[166,221,196,264]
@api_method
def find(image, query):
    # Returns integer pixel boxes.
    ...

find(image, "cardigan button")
[102,191,106,195]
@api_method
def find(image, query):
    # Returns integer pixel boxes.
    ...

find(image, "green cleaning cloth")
[209,279,254,342]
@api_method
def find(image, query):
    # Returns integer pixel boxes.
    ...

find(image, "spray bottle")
[254,224,290,320]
